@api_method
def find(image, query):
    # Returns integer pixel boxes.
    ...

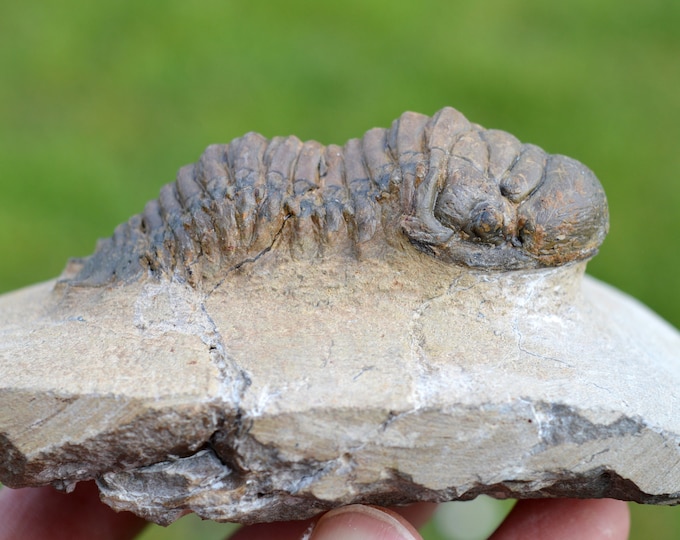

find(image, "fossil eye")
[434,159,512,248]
[469,204,504,244]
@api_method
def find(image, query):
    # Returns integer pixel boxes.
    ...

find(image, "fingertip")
[489,498,630,540]
[309,504,422,540]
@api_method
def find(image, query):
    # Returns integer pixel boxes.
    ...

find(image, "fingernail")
[308,505,420,540]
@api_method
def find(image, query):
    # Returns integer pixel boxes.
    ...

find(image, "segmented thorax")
[71,107,608,287]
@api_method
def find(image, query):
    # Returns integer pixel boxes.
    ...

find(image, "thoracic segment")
[70,107,608,287]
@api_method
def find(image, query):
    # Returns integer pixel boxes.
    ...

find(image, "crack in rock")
[207,215,291,297]
[95,398,680,525]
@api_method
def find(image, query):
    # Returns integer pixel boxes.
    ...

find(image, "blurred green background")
[1,0,679,538]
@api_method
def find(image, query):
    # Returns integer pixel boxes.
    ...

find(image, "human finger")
[390,502,438,530]
[308,504,423,540]
[0,481,147,540]
[229,503,437,540]
[489,498,630,540]
[226,517,316,540]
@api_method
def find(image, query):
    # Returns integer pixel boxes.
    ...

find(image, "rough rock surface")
[1,107,679,525]
[2,257,680,524]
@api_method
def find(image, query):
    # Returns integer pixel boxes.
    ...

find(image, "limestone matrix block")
[1,107,679,525]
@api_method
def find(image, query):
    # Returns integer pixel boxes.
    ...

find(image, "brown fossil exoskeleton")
[3,107,678,527]
[72,107,608,287]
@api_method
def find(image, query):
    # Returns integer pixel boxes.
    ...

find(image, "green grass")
[1,1,679,538]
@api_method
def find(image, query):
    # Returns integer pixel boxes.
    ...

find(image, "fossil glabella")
[1,107,678,525]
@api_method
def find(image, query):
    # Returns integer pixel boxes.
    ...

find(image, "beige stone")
[1,107,679,524]
[2,255,680,524]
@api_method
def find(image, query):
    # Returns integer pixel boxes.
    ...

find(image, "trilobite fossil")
[71,106,608,287]
[5,106,680,527]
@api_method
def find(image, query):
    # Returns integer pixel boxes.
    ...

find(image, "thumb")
[308,505,422,540]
